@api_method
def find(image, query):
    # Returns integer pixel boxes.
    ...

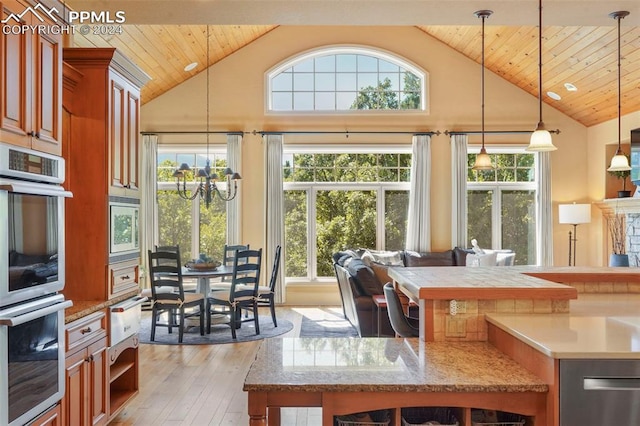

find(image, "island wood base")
[247,390,548,426]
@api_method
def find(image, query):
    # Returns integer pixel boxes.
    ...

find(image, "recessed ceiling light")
[184,62,198,72]
[547,91,561,101]
[564,82,578,92]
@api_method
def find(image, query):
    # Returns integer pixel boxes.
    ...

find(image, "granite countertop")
[64,290,140,323]
[487,294,640,359]
[243,338,547,393]
[389,266,578,301]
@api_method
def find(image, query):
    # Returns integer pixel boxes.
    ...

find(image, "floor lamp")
[559,203,591,266]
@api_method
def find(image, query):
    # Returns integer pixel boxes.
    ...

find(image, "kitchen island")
[387,266,578,342]
[487,293,640,426]
[244,337,548,426]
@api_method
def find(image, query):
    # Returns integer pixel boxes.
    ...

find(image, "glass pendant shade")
[527,124,556,152]
[472,147,493,170]
[608,149,631,172]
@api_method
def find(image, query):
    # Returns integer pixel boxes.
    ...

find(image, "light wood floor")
[109,306,342,426]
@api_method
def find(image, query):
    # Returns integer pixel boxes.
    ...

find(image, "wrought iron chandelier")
[173,26,241,208]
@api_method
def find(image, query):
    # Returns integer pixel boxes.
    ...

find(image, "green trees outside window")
[284,151,410,279]
[467,152,537,265]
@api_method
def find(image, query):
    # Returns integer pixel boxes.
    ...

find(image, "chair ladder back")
[148,249,186,301]
[229,248,262,303]
[267,245,282,292]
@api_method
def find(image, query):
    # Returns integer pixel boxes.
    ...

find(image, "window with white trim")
[284,146,411,280]
[467,148,537,265]
[267,46,426,112]
[156,147,229,264]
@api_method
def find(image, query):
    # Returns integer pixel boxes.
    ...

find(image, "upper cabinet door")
[0,0,62,155]
[0,0,31,147]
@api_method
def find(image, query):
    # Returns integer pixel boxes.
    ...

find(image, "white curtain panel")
[405,134,431,252]
[226,134,243,245]
[140,134,158,288]
[537,151,553,266]
[450,134,468,248]
[264,134,285,303]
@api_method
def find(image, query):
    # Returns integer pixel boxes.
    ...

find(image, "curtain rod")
[140,131,244,136]
[252,130,441,136]
[445,129,561,136]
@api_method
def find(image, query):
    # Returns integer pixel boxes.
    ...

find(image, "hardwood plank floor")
[109,307,340,425]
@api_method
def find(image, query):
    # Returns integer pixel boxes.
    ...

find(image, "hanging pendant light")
[173,26,242,208]
[607,11,631,172]
[472,10,494,171]
[526,0,557,152]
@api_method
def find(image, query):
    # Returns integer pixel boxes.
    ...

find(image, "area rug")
[299,308,359,338]
[138,315,293,345]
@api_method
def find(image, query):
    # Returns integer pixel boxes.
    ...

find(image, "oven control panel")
[0,143,64,184]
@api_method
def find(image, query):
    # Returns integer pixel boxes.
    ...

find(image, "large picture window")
[156,147,229,265]
[284,148,411,280]
[267,46,427,113]
[467,149,537,265]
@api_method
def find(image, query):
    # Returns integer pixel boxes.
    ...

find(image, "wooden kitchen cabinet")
[108,334,140,420]
[0,0,62,155]
[63,311,109,426]
[62,48,149,302]
[29,404,61,426]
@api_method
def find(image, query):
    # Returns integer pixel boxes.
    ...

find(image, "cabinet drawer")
[67,310,107,353]
[108,261,139,298]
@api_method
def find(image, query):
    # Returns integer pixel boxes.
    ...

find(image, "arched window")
[266,46,427,113]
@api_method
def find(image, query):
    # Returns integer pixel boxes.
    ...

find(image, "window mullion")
[191,198,200,259]
[377,187,385,250]
[309,188,317,280]
[493,187,501,249]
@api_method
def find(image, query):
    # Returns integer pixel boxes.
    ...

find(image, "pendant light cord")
[481,13,486,149]
[537,0,543,125]
[206,25,210,160]
[617,13,621,151]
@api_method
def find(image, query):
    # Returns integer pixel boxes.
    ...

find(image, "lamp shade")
[526,128,557,152]
[559,203,591,225]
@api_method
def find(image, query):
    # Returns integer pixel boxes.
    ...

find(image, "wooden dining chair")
[257,245,281,326]
[206,248,262,339]
[219,244,250,283]
[148,248,205,343]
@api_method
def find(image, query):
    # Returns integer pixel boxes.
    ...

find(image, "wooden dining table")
[182,265,235,296]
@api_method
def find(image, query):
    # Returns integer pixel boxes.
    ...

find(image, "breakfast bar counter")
[388,266,578,342]
[244,337,548,426]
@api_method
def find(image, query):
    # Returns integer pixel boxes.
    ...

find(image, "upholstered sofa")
[332,248,472,337]
[332,247,515,337]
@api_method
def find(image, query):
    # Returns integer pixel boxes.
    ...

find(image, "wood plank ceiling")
[74,23,640,127]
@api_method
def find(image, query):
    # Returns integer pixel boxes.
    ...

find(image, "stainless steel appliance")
[560,359,640,426]
[0,294,72,426]
[110,296,146,347]
[0,143,72,308]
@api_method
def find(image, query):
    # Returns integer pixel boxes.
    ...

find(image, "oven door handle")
[0,300,73,326]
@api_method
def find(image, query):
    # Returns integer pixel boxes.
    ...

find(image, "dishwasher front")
[560,359,640,426]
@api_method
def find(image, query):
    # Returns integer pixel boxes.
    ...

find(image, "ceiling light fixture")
[472,9,494,171]
[547,91,561,101]
[173,26,242,208]
[607,11,631,173]
[184,62,198,72]
[564,83,577,92]
[526,0,557,152]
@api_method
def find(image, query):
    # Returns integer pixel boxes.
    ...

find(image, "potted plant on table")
[608,212,630,267]
[608,153,632,198]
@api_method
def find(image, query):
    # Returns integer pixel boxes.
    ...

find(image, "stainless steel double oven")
[0,143,72,426]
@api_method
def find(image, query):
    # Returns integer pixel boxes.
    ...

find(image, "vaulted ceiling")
[68,0,640,128]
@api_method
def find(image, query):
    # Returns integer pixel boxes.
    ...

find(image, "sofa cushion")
[404,250,455,267]
[453,247,474,266]
[333,250,359,265]
[347,259,383,296]
[360,249,404,267]
[370,262,393,286]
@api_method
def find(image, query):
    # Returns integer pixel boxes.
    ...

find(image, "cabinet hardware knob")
[35,132,40,139]
[28,131,35,137]
[81,327,92,334]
